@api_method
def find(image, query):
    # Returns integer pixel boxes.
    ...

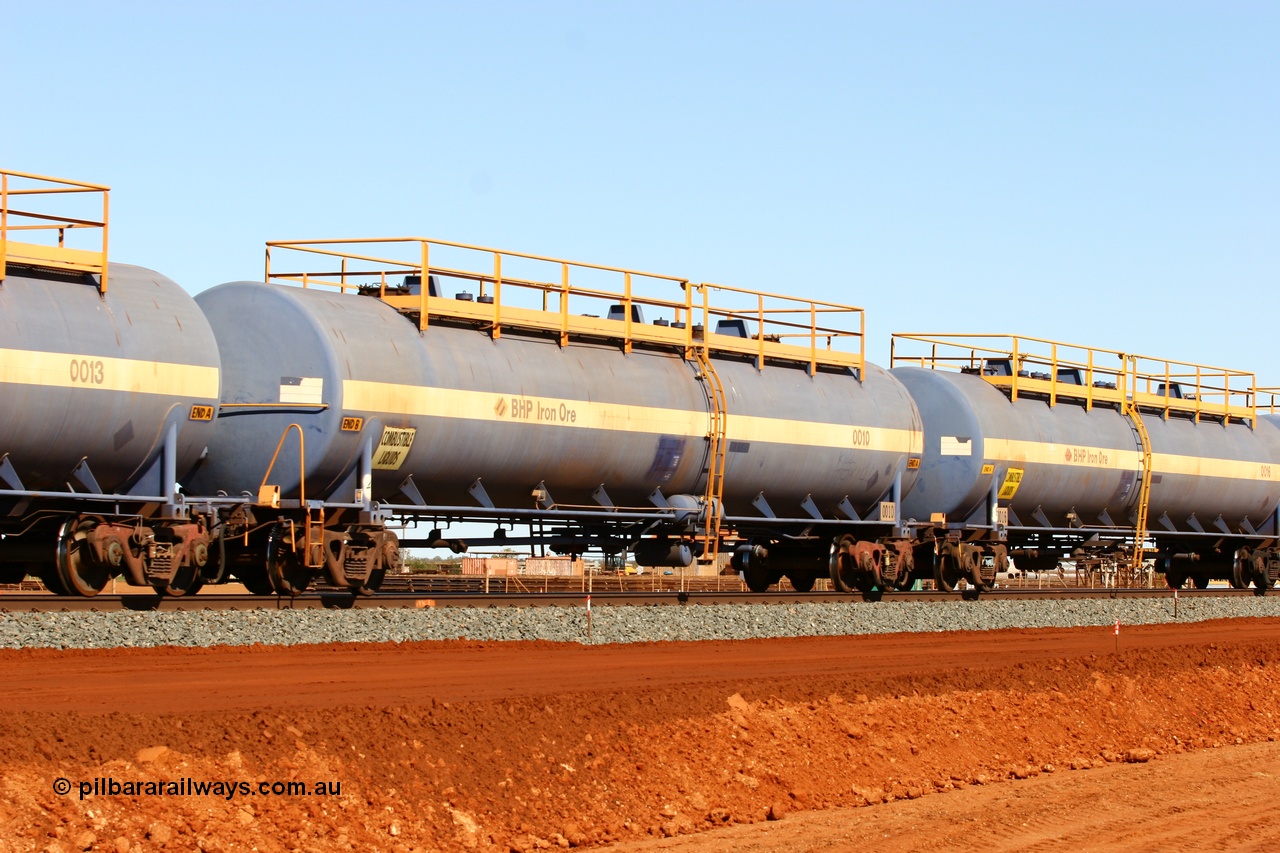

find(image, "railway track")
[0,587,1258,613]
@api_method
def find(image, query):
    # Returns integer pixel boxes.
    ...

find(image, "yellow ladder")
[695,347,728,565]
[304,506,326,569]
[1123,377,1154,573]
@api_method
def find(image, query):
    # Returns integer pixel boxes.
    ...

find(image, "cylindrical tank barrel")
[893,367,1280,533]
[712,358,922,519]
[190,282,922,521]
[0,263,221,494]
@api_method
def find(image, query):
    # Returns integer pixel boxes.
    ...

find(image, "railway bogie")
[1234,546,1280,592]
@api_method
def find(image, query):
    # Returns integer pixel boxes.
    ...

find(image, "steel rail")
[0,587,1259,613]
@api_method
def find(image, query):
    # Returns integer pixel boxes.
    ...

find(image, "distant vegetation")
[401,555,464,574]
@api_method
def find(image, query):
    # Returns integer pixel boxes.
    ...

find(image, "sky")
[6,1,1278,381]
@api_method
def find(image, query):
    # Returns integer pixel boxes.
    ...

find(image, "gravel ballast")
[2,595,1280,649]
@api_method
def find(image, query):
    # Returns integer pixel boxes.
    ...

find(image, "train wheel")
[1192,576,1210,590]
[742,562,771,593]
[992,546,1009,577]
[733,545,771,593]
[935,542,964,592]
[351,569,386,597]
[855,548,882,593]
[1251,555,1270,595]
[894,543,919,590]
[963,545,991,592]
[55,518,112,597]
[934,553,959,592]
[829,535,856,593]
[38,564,71,596]
[352,536,399,596]
[1164,571,1186,590]
[1230,551,1248,589]
[237,567,276,596]
[265,525,315,597]
[788,573,815,593]
[221,537,275,595]
[158,563,204,597]
[0,565,29,584]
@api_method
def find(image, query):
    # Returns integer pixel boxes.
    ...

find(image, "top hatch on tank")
[262,236,866,377]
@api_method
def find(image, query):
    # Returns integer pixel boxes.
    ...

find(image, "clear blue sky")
[7,1,1277,377]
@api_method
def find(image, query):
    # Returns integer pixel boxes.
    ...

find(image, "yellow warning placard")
[373,427,416,470]
[997,467,1025,500]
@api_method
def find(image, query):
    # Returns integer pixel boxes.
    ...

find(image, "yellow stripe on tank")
[728,413,923,454]
[1151,452,1280,482]
[342,381,705,435]
[342,379,922,453]
[983,438,1279,483]
[0,348,219,398]
[982,439,1143,471]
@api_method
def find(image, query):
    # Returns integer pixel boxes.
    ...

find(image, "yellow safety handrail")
[1120,372,1154,573]
[263,237,865,375]
[258,423,307,506]
[256,423,327,569]
[1256,387,1280,415]
[1,169,110,293]
[693,345,728,564]
[890,333,1256,426]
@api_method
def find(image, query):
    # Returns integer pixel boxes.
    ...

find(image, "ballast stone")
[0,595,1278,649]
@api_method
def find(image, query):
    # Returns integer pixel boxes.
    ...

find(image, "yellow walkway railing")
[264,237,865,376]
[1,169,110,293]
[1258,388,1280,415]
[890,333,1257,426]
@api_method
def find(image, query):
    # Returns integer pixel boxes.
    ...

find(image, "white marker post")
[1114,617,1120,654]
[586,595,592,641]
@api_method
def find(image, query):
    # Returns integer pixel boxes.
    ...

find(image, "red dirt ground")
[1,617,1278,852]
